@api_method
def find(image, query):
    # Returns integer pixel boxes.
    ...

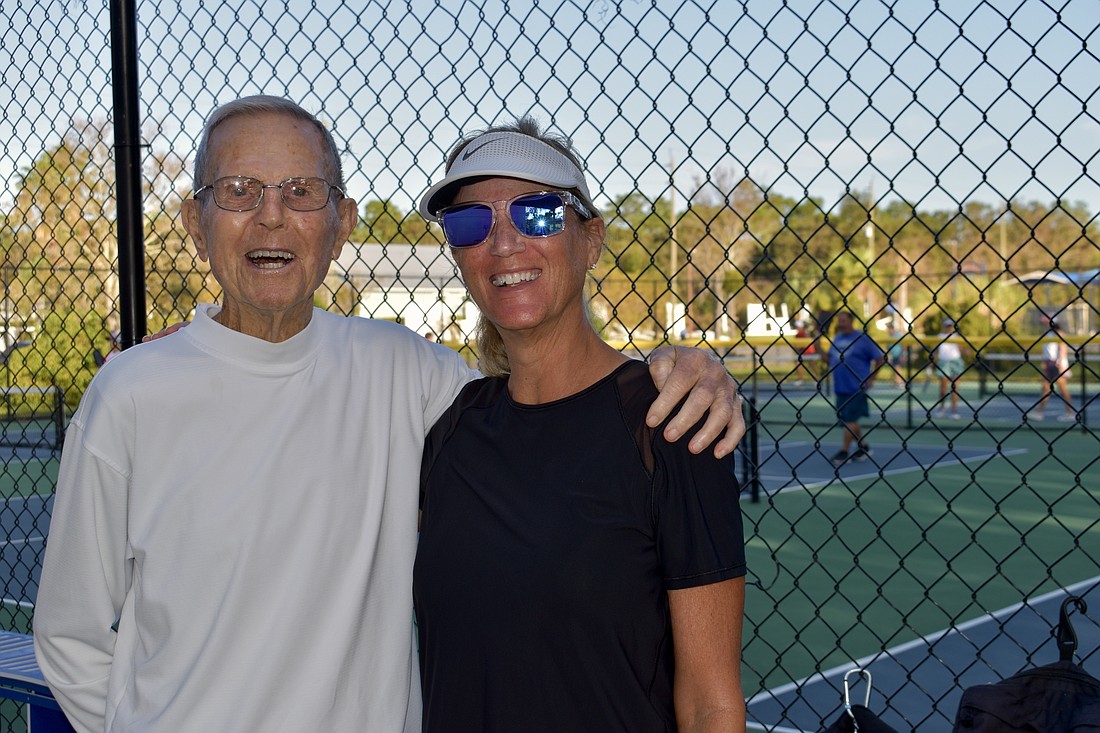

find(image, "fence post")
[110,0,147,348]
[748,396,760,503]
[1079,346,1088,430]
[905,345,913,429]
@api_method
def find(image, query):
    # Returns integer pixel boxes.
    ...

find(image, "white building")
[327,243,478,341]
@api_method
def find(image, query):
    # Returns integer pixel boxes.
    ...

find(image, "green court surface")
[1,382,1095,729]
[0,460,58,502]
[739,399,1098,724]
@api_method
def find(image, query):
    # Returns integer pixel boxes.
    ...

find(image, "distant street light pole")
[668,152,682,338]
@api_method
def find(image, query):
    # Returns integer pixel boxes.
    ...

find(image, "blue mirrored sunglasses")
[438,190,594,248]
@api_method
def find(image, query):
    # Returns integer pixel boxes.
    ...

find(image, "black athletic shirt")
[414,360,745,732]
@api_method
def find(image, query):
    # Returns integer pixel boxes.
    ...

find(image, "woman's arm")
[668,577,747,732]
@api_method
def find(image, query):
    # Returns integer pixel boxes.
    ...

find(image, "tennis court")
[0,455,57,637]
[0,388,66,454]
[747,580,1099,730]
[737,377,1099,730]
[0,368,1094,731]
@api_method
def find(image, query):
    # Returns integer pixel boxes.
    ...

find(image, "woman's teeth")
[491,271,539,287]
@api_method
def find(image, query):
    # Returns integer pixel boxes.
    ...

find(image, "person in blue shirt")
[826,311,885,465]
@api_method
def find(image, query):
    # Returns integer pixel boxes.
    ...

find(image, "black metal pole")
[905,345,913,429]
[748,397,760,504]
[110,0,146,348]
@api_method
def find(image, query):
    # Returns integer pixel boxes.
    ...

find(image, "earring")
[588,263,597,270]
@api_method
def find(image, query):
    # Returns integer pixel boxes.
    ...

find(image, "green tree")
[593,192,676,340]
[652,171,793,338]
[351,199,434,245]
[3,118,218,404]
[8,118,118,320]
[144,148,218,332]
[9,309,103,411]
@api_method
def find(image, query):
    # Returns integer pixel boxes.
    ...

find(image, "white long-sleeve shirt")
[33,304,475,732]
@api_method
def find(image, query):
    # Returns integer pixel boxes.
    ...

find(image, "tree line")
[2,119,1096,406]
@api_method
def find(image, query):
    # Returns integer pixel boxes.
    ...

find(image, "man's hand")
[141,321,190,342]
[647,345,745,458]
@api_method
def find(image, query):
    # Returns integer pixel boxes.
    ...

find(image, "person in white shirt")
[933,318,967,419]
[32,95,744,733]
[1030,320,1075,422]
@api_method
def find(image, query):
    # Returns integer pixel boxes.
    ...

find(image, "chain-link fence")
[1,0,1097,729]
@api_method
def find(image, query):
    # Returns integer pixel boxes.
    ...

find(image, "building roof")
[1011,268,1100,287]
[330,243,463,287]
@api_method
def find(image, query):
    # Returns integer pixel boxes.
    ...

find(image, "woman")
[414,119,746,732]
[933,318,966,419]
[1030,320,1075,421]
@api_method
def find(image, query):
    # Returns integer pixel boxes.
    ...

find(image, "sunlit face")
[181,111,356,338]
[449,177,605,339]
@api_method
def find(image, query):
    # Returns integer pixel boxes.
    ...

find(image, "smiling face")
[449,177,605,341]
[181,111,356,341]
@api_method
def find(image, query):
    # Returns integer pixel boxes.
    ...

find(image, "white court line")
[746,575,1100,706]
[762,447,1028,497]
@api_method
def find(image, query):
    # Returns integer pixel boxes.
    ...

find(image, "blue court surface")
[0,493,50,613]
[746,579,1100,730]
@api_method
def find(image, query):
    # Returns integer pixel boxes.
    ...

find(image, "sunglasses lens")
[509,193,566,237]
[442,204,494,247]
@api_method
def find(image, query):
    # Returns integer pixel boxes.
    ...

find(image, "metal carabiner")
[843,667,873,731]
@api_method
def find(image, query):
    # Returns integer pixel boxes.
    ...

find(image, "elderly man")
[33,96,743,732]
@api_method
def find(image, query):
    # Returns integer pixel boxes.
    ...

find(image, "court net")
[725,346,1097,430]
[0,386,65,450]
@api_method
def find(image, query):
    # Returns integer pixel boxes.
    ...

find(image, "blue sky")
[2,0,1096,217]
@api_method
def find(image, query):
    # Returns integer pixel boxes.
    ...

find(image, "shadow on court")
[747,580,1100,731]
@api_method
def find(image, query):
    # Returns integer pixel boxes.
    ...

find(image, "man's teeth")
[491,271,539,287]
[248,250,294,269]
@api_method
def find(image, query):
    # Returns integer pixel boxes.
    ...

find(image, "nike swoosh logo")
[461,140,497,161]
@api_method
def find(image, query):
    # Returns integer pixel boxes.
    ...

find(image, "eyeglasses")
[194,176,345,212]
[437,190,594,248]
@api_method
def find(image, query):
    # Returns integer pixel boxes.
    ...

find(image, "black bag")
[953,596,1100,732]
[822,704,901,733]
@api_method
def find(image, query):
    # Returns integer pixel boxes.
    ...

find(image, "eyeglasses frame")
[193,175,346,212]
